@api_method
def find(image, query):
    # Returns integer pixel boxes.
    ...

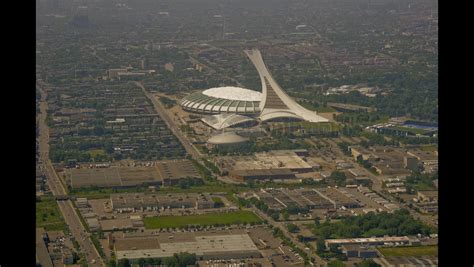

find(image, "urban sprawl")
[36,0,438,266]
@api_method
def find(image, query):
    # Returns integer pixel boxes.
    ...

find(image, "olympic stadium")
[179,86,262,114]
[179,49,329,130]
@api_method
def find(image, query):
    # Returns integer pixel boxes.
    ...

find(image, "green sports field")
[143,210,262,229]
[378,245,438,257]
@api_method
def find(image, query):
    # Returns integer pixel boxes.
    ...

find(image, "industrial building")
[325,236,412,248]
[217,150,315,182]
[110,193,215,212]
[417,191,438,202]
[314,188,362,209]
[114,231,261,263]
[230,169,296,182]
[155,159,201,186]
[66,166,163,189]
[414,190,438,213]
[341,245,378,258]
[256,188,335,210]
[298,189,337,209]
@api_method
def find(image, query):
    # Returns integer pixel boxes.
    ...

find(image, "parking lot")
[246,227,305,267]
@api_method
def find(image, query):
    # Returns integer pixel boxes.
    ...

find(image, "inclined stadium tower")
[179,49,328,129]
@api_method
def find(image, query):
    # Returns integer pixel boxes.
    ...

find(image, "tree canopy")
[312,209,435,239]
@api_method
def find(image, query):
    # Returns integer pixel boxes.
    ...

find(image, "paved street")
[37,83,105,267]
[135,81,202,159]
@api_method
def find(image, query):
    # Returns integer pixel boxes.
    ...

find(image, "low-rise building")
[76,197,89,208]
[404,156,419,171]
[414,202,438,213]
[315,188,361,209]
[230,169,296,182]
[87,218,101,231]
[155,159,201,186]
[217,150,315,182]
[417,191,438,202]
[341,245,378,258]
[114,231,261,263]
[110,193,215,212]
[349,146,374,161]
[325,236,411,248]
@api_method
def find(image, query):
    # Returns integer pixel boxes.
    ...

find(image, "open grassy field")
[144,211,262,229]
[389,126,431,135]
[378,245,438,257]
[420,145,438,152]
[88,149,106,157]
[413,183,436,191]
[280,121,341,132]
[36,197,66,231]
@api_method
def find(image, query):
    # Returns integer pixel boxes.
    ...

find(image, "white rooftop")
[202,87,262,101]
[325,236,410,245]
[201,113,255,130]
[116,234,259,260]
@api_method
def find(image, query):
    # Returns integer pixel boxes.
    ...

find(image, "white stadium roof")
[202,87,262,101]
[179,87,261,114]
[180,49,329,124]
[201,113,256,130]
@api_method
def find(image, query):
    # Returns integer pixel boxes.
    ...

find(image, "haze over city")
[36,0,438,266]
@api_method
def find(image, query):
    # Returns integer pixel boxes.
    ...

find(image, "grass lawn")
[388,126,430,135]
[420,145,438,152]
[88,149,106,157]
[413,183,436,191]
[283,121,341,132]
[36,197,66,231]
[378,245,438,257]
[144,210,262,229]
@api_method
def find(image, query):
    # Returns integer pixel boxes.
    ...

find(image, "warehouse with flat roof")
[114,231,261,263]
[315,188,362,209]
[66,166,163,189]
[155,159,201,186]
[325,236,411,247]
[110,193,214,212]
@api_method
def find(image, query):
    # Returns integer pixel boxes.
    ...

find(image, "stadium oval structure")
[201,113,257,130]
[179,86,262,114]
[207,132,249,145]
